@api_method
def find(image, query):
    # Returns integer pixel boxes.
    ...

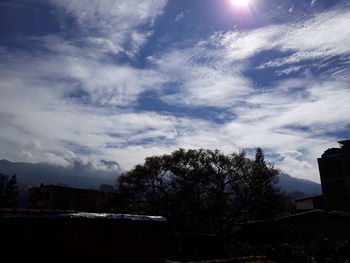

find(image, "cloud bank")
[0,0,349,183]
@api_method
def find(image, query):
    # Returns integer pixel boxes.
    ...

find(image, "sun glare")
[231,0,251,7]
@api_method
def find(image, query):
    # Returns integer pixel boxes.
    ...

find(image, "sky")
[0,0,349,183]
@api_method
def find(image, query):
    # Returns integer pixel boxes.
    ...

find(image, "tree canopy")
[116,148,293,234]
[0,174,19,208]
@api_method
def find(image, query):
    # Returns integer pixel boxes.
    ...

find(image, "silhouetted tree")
[0,174,19,208]
[245,148,291,220]
[255,147,265,165]
[0,179,5,202]
[116,148,292,234]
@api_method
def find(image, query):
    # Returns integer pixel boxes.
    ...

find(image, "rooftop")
[338,139,350,147]
[0,208,166,222]
[294,194,323,202]
[165,256,276,263]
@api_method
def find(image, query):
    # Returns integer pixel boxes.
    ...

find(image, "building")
[28,184,107,212]
[317,139,350,212]
[294,195,324,211]
[165,256,276,263]
[99,183,115,192]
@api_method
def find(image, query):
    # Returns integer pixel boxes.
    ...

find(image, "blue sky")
[0,0,349,182]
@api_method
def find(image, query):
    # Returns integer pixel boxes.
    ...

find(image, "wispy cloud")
[1,0,349,183]
[256,7,350,69]
[0,0,170,169]
[0,41,216,169]
[145,5,350,181]
[152,42,253,107]
[51,0,168,55]
[175,10,188,22]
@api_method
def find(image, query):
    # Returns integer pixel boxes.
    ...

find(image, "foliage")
[210,236,350,263]
[262,237,350,263]
[0,174,19,208]
[116,148,293,235]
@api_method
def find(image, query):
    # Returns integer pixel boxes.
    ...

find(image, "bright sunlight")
[230,0,252,7]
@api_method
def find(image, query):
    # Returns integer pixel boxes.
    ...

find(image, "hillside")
[0,159,121,189]
[278,173,322,198]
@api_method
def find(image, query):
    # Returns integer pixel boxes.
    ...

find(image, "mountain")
[278,173,322,198]
[0,159,122,190]
[0,159,322,196]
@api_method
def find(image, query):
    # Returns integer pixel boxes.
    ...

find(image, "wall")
[296,199,314,210]
[0,213,165,263]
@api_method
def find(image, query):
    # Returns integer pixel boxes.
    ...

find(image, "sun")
[230,0,252,7]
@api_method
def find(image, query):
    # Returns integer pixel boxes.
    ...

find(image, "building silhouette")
[294,194,324,211]
[317,139,350,212]
[0,210,166,263]
[28,184,107,212]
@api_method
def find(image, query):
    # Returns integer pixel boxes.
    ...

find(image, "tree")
[0,174,19,208]
[116,148,292,234]
[241,149,291,220]
[255,147,265,165]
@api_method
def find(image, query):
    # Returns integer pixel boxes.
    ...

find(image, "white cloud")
[63,151,77,160]
[1,40,168,107]
[45,153,72,167]
[217,8,350,68]
[51,0,168,55]
[1,2,349,184]
[256,50,332,69]
[23,139,41,151]
[276,65,305,76]
[145,6,350,182]
[153,7,350,108]
[175,11,186,22]
[0,45,212,170]
[214,26,283,61]
[0,36,174,170]
[279,150,316,181]
[153,43,253,107]
[1,56,345,180]
[219,76,350,181]
[20,150,34,161]
[161,67,252,107]
[280,9,350,55]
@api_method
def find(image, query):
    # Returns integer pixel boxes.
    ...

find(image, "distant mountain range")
[277,173,322,198]
[0,159,121,190]
[0,159,322,197]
